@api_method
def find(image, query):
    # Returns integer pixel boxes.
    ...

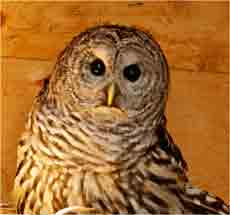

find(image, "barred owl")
[14,25,229,214]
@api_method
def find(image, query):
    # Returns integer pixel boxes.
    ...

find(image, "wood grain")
[2,2,229,73]
[1,1,229,205]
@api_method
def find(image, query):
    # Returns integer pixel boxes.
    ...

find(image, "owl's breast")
[65,163,186,214]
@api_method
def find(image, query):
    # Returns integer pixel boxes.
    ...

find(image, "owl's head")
[46,25,169,126]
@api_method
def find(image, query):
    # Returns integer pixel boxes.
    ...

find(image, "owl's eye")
[123,64,141,82]
[90,59,105,76]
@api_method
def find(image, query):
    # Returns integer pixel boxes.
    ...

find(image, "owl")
[14,25,229,214]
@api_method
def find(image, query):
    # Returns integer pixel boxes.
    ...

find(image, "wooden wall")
[1,1,229,206]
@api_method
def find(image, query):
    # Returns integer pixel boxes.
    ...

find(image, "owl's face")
[49,25,168,124]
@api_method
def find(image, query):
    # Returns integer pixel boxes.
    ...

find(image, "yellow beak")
[107,83,116,106]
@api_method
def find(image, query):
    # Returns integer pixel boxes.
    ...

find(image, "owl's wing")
[181,183,230,214]
[155,116,229,214]
[155,115,188,172]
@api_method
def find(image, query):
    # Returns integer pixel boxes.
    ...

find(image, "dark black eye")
[90,59,105,76]
[123,64,141,82]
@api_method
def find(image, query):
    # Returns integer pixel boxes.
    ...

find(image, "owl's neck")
[27,101,164,173]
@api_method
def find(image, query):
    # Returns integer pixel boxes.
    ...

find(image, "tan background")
[1,1,229,206]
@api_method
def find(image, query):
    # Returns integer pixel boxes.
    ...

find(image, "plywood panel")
[1,0,229,208]
[2,2,229,73]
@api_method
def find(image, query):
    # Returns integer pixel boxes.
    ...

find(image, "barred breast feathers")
[15,99,229,214]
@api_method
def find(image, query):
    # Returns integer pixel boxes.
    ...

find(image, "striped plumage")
[14,25,229,214]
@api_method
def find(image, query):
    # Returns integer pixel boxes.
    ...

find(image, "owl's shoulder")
[153,117,188,173]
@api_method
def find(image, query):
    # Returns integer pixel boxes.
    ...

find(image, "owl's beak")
[107,83,116,106]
